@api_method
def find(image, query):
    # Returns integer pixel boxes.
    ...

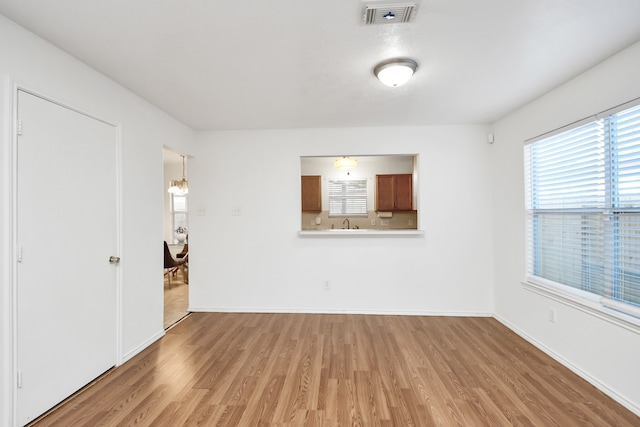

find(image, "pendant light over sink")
[168,155,188,194]
[334,156,358,176]
[334,156,358,170]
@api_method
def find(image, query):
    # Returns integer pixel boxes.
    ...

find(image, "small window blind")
[329,179,367,216]
[609,105,640,307]
[525,103,640,314]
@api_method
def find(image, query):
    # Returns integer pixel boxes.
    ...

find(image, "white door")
[16,90,118,425]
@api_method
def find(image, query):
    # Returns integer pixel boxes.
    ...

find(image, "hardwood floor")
[164,274,189,329]
[30,313,639,426]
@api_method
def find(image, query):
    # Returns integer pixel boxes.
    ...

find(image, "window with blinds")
[329,179,367,216]
[524,103,640,315]
[171,193,188,244]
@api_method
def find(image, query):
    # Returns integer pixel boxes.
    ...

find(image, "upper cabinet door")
[394,174,413,210]
[375,175,395,211]
[376,174,412,211]
[301,175,322,212]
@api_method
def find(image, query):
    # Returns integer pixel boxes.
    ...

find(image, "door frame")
[8,84,124,424]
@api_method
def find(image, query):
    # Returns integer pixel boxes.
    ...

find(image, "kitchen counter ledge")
[298,229,425,237]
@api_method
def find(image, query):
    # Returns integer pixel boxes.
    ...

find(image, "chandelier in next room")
[168,155,188,194]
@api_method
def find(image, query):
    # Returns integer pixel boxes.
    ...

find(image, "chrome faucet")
[343,218,350,229]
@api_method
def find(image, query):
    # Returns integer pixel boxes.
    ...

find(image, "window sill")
[298,229,425,237]
[522,279,640,335]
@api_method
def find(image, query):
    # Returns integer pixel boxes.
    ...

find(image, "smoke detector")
[363,3,417,25]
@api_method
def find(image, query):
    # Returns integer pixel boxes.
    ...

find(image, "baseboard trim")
[121,329,165,364]
[493,314,640,418]
[188,306,493,317]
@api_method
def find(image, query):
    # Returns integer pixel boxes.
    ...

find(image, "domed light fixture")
[334,156,358,173]
[374,58,418,87]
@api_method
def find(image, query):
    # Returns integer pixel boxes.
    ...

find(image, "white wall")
[0,16,196,424]
[188,126,495,315]
[491,40,640,415]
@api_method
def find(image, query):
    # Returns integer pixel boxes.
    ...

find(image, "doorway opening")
[163,148,189,329]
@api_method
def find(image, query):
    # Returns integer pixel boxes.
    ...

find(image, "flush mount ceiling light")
[373,58,418,87]
[334,156,358,170]
[168,155,188,194]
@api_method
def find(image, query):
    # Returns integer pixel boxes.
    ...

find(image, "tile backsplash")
[301,211,418,231]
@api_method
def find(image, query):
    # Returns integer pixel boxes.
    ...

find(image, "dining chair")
[164,241,187,287]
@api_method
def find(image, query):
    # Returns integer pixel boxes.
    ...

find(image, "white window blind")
[609,105,640,307]
[525,103,640,313]
[329,179,367,216]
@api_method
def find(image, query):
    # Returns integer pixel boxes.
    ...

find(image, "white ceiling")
[1,0,640,131]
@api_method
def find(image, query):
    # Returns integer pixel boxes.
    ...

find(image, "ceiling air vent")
[363,3,416,25]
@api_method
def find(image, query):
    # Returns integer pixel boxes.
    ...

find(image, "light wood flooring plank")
[164,276,189,329]
[29,313,640,426]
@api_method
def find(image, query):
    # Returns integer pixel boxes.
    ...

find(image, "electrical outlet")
[381,219,390,226]
[371,219,376,226]
[323,280,330,290]
[232,206,242,216]
[548,308,556,323]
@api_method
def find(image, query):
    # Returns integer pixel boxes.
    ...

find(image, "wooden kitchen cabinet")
[301,175,322,212]
[376,174,412,211]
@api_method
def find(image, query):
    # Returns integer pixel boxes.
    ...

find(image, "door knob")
[109,256,121,264]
